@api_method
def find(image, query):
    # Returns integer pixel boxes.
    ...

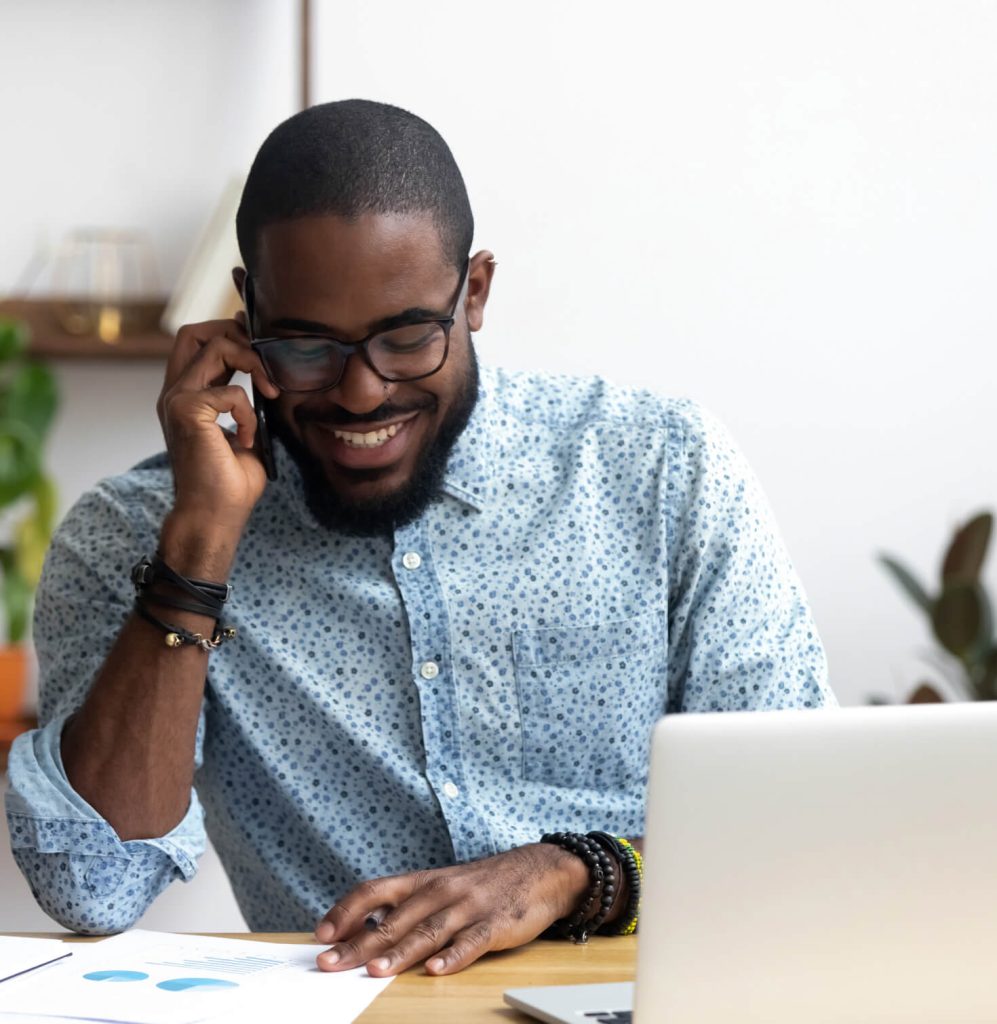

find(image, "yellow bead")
[165,633,183,648]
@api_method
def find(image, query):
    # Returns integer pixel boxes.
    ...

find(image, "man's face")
[242,213,494,535]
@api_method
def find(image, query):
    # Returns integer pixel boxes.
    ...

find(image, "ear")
[463,250,496,333]
[232,266,247,298]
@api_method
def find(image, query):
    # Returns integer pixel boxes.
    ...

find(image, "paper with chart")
[0,937,72,984]
[0,929,393,1024]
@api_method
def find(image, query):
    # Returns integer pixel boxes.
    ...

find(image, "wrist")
[540,832,618,942]
[160,510,243,581]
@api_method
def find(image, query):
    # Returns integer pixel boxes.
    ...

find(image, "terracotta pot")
[0,645,28,720]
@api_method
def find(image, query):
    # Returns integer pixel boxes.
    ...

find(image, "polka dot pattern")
[5,364,833,934]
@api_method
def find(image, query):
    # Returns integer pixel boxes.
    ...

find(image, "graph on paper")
[145,952,286,977]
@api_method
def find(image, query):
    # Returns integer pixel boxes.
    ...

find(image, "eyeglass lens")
[259,321,448,392]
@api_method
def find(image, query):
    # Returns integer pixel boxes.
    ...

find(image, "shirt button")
[443,781,460,799]
[420,661,440,680]
[402,552,422,570]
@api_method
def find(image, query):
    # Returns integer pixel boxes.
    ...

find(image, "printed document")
[0,930,393,1024]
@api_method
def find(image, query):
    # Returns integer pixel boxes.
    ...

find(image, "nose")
[332,350,390,416]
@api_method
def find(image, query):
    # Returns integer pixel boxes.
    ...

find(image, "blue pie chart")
[83,970,149,982]
[156,977,240,992]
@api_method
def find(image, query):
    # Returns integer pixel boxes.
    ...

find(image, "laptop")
[505,702,997,1023]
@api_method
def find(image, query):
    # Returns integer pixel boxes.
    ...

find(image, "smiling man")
[6,100,833,976]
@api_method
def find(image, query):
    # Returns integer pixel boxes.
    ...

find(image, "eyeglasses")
[247,260,469,394]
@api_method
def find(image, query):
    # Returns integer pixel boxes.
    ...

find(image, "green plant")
[0,318,58,645]
[879,512,997,701]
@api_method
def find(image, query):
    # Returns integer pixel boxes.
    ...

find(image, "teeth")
[332,423,401,448]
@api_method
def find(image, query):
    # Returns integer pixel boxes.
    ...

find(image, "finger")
[170,334,278,399]
[423,919,495,976]
[164,385,258,450]
[166,319,247,386]
[323,905,459,975]
[316,874,459,971]
[315,874,421,945]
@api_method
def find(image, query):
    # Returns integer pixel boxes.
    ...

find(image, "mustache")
[293,398,436,428]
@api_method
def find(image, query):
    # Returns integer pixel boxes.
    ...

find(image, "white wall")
[311,0,997,705]
[2,0,996,928]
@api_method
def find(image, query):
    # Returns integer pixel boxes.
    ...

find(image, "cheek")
[268,395,307,437]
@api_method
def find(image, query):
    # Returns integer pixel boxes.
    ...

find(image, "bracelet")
[135,599,237,653]
[584,832,643,936]
[613,837,642,935]
[540,832,617,943]
[131,554,231,619]
[139,590,227,621]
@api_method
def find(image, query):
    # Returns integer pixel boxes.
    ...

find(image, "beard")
[268,346,480,537]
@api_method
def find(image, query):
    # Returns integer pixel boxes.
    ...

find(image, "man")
[6,100,833,976]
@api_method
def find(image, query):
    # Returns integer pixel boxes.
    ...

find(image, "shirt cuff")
[5,715,206,883]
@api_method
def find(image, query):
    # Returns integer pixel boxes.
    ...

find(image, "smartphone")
[244,277,278,481]
[252,383,278,481]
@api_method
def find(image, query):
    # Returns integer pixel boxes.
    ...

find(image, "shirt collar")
[439,361,498,512]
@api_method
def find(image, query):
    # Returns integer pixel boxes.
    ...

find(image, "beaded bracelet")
[586,831,643,936]
[541,831,617,943]
[611,836,643,935]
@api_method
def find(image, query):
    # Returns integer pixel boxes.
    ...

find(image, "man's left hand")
[313,843,590,976]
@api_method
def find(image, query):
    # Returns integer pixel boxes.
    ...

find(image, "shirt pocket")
[513,611,667,791]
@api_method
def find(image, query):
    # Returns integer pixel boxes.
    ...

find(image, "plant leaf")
[0,318,29,362]
[30,473,58,534]
[974,648,997,702]
[14,514,50,589]
[941,512,993,584]
[0,421,41,506]
[4,361,58,439]
[2,562,31,645]
[931,582,992,659]
[878,554,932,613]
[909,683,945,703]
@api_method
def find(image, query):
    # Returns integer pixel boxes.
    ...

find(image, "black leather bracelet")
[135,598,237,653]
[140,590,226,621]
[540,831,617,943]
[131,554,231,616]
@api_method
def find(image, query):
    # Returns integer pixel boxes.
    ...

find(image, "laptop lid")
[635,702,997,1023]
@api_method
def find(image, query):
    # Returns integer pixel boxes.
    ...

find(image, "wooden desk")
[12,932,636,1022]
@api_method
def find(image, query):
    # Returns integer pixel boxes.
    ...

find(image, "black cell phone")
[244,277,278,481]
[252,383,278,481]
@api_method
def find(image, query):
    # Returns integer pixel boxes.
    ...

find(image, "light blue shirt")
[5,364,833,933]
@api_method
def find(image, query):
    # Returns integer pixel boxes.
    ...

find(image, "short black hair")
[236,99,473,276]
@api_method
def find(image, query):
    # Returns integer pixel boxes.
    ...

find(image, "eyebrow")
[267,305,446,338]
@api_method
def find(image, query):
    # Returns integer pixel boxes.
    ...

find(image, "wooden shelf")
[0,298,173,360]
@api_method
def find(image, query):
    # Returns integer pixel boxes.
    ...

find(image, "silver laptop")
[505,702,997,1023]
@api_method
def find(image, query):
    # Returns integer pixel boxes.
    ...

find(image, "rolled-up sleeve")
[6,717,206,934]
[665,403,835,712]
[4,470,208,934]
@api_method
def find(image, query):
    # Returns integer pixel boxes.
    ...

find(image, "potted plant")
[0,317,58,720]
[879,512,996,703]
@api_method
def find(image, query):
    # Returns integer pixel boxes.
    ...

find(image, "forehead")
[253,212,451,316]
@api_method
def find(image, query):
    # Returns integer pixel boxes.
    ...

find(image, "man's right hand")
[156,318,280,536]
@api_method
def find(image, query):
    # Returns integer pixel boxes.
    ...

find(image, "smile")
[331,423,401,448]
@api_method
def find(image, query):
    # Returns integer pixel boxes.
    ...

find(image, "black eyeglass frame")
[245,258,470,394]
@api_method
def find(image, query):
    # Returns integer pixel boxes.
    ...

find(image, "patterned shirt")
[5,364,834,934]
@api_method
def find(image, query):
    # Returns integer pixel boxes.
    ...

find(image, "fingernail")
[319,947,340,966]
[426,957,445,973]
[315,922,335,943]
[369,957,390,971]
